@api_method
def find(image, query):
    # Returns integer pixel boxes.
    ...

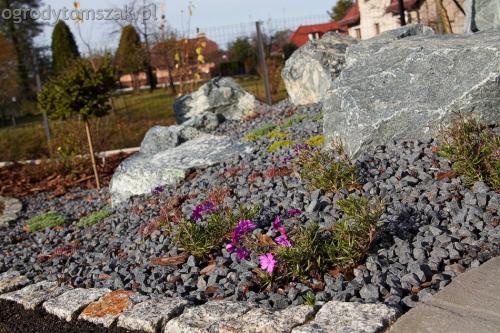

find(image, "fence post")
[255,21,272,105]
[33,51,52,148]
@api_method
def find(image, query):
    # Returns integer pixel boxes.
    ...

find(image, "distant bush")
[26,212,67,232]
[439,117,499,190]
[294,141,358,193]
[76,208,112,228]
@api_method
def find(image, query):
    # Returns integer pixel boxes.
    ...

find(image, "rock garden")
[0,25,499,333]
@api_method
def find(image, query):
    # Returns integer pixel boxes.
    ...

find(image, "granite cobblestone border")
[0,270,398,333]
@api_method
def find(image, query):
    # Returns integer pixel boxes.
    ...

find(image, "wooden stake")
[85,119,101,189]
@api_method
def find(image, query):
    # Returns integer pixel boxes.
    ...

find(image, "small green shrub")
[267,140,295,153]
[267,128,288,140]
[303,291,316,305]
[76,208,112,228]
[26,212,67,232]
[277,196,383,279]
[244,124,277,141]
[305,135,325,147]
[439,117,499,190]
[282,115,306,129]
[175,205,260,257]
[295,141,358,193]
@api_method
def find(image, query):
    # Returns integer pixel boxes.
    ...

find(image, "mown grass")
[1,76,286,162]
[26,212,67,232]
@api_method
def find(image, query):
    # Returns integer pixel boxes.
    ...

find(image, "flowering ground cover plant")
[169,200,260,258]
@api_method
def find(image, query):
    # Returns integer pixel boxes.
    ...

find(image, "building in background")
[289,22,347,47]
[340,0,465,40]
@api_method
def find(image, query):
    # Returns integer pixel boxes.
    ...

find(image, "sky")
[36,0,335,51]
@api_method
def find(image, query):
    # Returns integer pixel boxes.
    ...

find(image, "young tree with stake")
[37,56,116,189]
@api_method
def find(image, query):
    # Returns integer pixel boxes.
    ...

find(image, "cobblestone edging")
[0,271,398,333]
[0,196,22,227]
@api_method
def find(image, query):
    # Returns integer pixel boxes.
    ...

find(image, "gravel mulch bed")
[0,101,498,315]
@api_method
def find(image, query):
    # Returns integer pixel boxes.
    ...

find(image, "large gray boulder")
[173,77,258,123]
[282,32,357,106]
[110,135,251,206]
[140,125,199,156]
[324,28,500,157]
[464,0,500,32]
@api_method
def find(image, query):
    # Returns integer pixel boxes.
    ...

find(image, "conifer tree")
[115,25,146,90]
[51,21,80,73]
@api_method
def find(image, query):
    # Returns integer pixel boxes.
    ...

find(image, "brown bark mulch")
[0,153,131,199]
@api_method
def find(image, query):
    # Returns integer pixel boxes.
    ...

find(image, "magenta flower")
[236,220,256,234]
[278,227,287,236]
[287,208,302,217]
[272,216,282,231]
[236,247,250,260]
[226,243,235,253]
[191,201,216,221]
[259,253,277,274]
[275,234,292,247]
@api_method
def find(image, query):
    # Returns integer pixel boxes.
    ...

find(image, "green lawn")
[0,76,286,161]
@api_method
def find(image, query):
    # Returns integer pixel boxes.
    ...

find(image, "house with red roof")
[289,22,347,47]
[339,0,465,41]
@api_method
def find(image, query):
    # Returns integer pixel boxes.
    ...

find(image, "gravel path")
[1,101,498,315]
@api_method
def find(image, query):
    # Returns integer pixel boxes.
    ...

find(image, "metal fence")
[192,14,331,49]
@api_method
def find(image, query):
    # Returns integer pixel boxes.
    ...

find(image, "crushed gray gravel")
[1,100,498,315]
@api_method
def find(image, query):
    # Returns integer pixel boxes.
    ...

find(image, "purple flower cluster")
[191,201,217,221]
[151,185,165,196]
[272,216,292,248]
[287,208,302,217]
[226,220,257,260]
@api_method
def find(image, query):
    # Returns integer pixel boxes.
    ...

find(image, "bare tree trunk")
[437,0,453,33]
[166,63,176,95]
[85,119,101,189]
[398,0,407,26]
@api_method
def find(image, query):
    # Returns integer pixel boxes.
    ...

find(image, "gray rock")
[292,301,397,333]
[0,196,22,226]
[140,125,200,155]
[464,0,500,32]
[282,32,357,106]
[216,305,315,333]
[43,288,110,322]
[173,77,259,123]
[0,271,29,294]
[117,298,188,333]
[324,28,500,157]
[110,135,251,206]
[0,281,69,310]
[163,300,253,333]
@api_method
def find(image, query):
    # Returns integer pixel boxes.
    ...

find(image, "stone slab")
[110,134,251,206]
[0,281,69,310]
[117,297,189,333]
[43,288,110,322]
[0,271,30,294]
[78,290,137,328]
[216,305,315,333]
[163,300,253,333]
[0,196,22,226]
[389,256,500,333]
[292,301,397,333]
